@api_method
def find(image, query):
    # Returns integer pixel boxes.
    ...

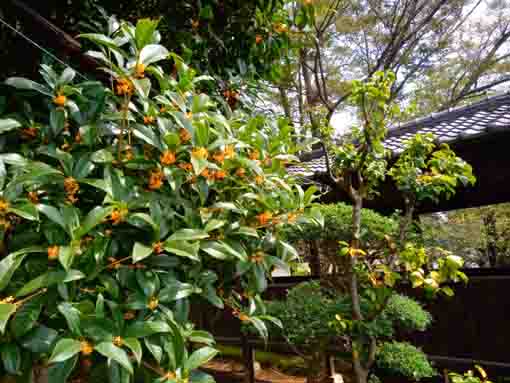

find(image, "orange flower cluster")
[223,89,240,108]
[115,78,134,96]
[80,341,94,356]
[160,150,176,166]
[135,63,145,78]
[191,147,209,160]
[179,128,192,142]
[191,19,200,29]
[53,94,66,107]
[224,145,235,159]
[287,212,299,223]
[214,170,227,180]
[274,22,288,34]
[250,251,265,264]
[143,115,155,125]
[256,211,272,226]
[21,126,38,140]
[148,296,159,310]
[212,151,225,164]
[235,168,246,178]
[255,35,263,44]
[152,241,163,254]
[123,311,136,320]
[249,150,260,160]
[47,245,59,260]
[113,336,123,347]
[110,208,128,225]
[178,163,193,172]
[0,199,9,215]
[64,177,79,204]
[255,175,264,185]
[148,170,164,190]
[28,191,39,204]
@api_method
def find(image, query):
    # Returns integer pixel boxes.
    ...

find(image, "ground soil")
[203,358,307,383]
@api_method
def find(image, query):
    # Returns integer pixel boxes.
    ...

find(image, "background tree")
[262,0,510,136]
[317,71,475,383]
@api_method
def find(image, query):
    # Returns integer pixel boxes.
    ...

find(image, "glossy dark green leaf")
[159,280,194,302]
[94,342,133,374]
[58,302,82,336]
[11,294,44,338]
[0,118,22,134]
[15,270,85,297]
[20,325,58,353]
[123,321,171,338]
[0,343,21,375]
[164,240,200,262]
[74,206,114,238]
[0,247,46,291]
[0,304,17,334]
[47,354,78,383]
[48,338,81,364]
[50,108,66,136]
[4,77,52,96]
[139,44,169,66]
[132,242,153,264]
[8,203,39,221]
[123,337,142,365]
[185,346,218,372]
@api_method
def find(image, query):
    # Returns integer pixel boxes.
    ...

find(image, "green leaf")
[159,280,195,302]
[8,203,39,221]
[74,206,114,238]
[58,68,76,86]
[185,346,219,372]
[124,321,171,338]
[20,325,58,353]
[0,247,46,291]
[248,317,268,341]
[0,343,21,375]
[189,331,215,346]
[5,77,52,96]
[139,44,169,65]
[135,18,159,49]
[58,246,75,271]
[204,219,226,232]
[37,204,68,234]
[0,304,17,334]
[11,294,44,338]
[190,370,216,383]
[164,240,200,261]
[132,242,153,263]
[123,338,142,365]
[0,118,22,134]
[47,355,78,383]
[50,108,65,136]
[190,156,208,176]
[58,302,82,336]
[201,241,230,260]
[91,149,114,163]
[168,229,209,242]
[78,34,121,51]
[16,270,85,297]
[95,342,133,374]
[48,338,81,364]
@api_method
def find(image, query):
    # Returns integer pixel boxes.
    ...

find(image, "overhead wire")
[0,14,89,81]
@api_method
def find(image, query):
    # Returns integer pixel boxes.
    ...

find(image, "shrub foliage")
[0,17,319,381]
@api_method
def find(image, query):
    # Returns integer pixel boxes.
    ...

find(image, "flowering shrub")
[0,17,319,381]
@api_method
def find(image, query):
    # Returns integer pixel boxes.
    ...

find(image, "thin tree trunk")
[349,192,369,383]
[278,85,292,121]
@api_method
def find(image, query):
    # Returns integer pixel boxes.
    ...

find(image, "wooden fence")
[195,268,510,382]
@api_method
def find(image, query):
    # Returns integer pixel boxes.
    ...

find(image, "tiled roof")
[288,91,510,177]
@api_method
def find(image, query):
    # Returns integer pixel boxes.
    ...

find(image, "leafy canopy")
[0,16,319,381]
